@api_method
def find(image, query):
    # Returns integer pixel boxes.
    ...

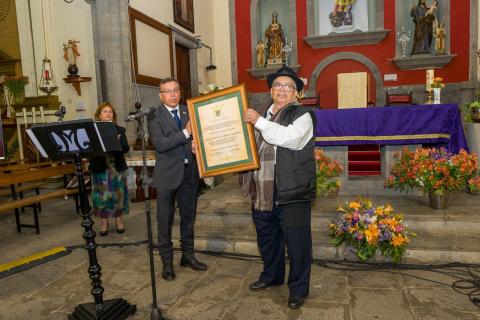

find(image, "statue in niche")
[281,39,293,66]
[329,0,356,28]
[255,40,266,68]
[410,0,437,55]
[435,22,446,55]
[265,11,284,63]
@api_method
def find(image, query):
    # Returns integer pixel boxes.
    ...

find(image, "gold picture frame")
[187,84,259,178]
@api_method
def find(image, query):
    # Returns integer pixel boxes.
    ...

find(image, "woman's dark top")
[88,125,130,173]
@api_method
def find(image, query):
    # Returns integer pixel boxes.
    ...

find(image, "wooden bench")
[0,164,80,234]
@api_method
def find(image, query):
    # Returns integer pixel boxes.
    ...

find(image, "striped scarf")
[241,104,286,211]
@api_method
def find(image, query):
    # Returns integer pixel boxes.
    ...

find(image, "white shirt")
[164,104,190,139]
[254,104,314,151]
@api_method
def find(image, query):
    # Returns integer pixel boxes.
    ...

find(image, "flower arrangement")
[0,75,29,105]
[328,197,415,262]
[202,83,224,95]
[430,77,445,89]
[468,175,480,194]
[385,147,478,196]
[314,148,343,197]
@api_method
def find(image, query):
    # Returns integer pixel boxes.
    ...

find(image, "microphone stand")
[134,105,164,320]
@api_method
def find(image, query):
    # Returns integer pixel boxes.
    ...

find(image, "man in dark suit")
[148,77,207,281]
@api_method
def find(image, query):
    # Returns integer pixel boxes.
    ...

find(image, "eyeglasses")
[160,88,180,95]
[271,82,296,92]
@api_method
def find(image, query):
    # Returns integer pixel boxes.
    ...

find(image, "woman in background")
[90,102,130,235]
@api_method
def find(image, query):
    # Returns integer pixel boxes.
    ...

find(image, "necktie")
[171,109,181,129]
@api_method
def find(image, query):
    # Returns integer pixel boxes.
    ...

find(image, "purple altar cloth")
[314,104,468,154]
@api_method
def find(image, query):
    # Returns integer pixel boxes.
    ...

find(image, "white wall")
[16,0,98,120]
[129,0,232,93]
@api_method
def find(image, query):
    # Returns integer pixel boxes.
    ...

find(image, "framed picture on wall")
[173,0,194,32]
[129,7,174,86]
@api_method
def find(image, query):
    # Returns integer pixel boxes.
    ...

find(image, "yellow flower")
[392,234,406,247]
[375,207,385,216]
[337,205,345,212]
[364,224,379,244]
[349,201,361,209]
[384,204,393,214]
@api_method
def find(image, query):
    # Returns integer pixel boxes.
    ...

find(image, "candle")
[40,106,45,123]
[22,107,27,126]
[426,69,434,91]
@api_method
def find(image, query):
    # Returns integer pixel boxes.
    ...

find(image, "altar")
[315,104,468,153]
[314,104,469,190]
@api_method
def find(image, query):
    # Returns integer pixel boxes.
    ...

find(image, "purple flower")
[366,208,375,216]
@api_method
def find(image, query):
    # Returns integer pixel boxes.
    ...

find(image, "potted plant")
[461,100,480,123]
[314,148,343,197]
[1,75,29,105]
[385,147,478,209]
[328,197,415,262]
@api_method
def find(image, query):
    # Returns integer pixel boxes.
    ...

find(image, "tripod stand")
[134,110,165,320]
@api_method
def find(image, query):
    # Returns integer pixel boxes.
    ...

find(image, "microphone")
[55,105,66,122]
[125,107,156,121]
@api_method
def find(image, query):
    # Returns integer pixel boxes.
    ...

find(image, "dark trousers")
[252,201,312,298]
[156,165,198,262]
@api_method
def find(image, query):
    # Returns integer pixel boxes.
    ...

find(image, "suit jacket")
[147,104,198,190]
[89,125,130,173]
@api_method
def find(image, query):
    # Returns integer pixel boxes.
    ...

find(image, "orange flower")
[392,234,406,247]
[364,224,379,244]
[349,202,361,209]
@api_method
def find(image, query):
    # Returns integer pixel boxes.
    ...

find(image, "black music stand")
[28,119,136,320]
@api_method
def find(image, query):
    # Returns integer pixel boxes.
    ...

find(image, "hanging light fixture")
[39,57,57,95]
[38,0,58,95]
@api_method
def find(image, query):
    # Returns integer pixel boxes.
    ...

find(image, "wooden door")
[175,43,191,105]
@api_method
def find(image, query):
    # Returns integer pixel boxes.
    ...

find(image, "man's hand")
[191,139,197,155]
[244,108,260,125]
[186,120,192,135]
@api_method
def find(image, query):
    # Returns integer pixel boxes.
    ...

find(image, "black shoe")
[249,280,268,291]
[162,262,176,281]
[180,256,207,271]
[288,296,305,309]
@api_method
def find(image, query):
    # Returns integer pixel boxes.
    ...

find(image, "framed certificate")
[187,84,259,178]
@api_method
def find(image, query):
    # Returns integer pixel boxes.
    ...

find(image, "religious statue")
[281,39,293,66]
[264,12,284,64]
[410,0,436,55]
[63,39,81,77]
[329,0,356,28]
[255,40,266,68]
[397,26,411,58]
[435,22,446,55]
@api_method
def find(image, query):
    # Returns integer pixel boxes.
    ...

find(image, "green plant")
[1,76,29,101]
[461,100,480,122]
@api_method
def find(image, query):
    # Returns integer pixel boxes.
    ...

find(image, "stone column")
[90,0,134,139]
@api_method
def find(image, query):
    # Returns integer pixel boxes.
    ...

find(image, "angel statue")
[63,39,81,76]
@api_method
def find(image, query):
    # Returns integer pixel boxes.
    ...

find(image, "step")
[167,225,480,264]
[348,151,381,161]
[348,145,380,151]
[348,171,382,176]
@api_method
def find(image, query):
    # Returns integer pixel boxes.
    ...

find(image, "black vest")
[275,104,316,205]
